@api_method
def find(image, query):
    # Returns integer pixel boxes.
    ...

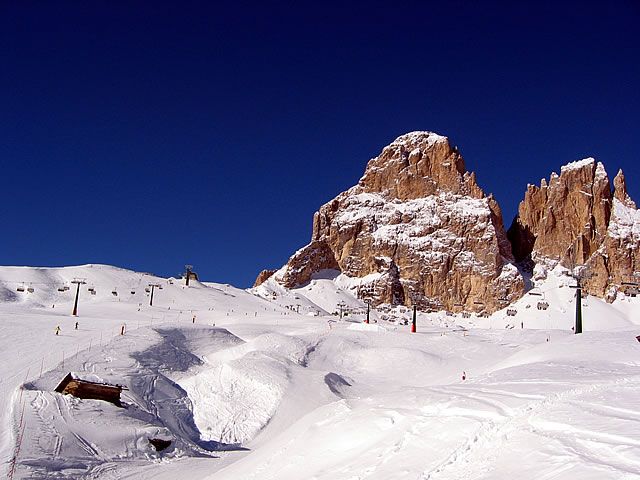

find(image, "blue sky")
[1,1,638,287]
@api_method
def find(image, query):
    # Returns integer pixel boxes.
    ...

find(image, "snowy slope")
[0,264,292,478]
[1,264,639,479]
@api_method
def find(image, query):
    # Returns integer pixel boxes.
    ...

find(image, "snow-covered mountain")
[259,133,639,312]
[258,132,523,314]
[508,158,640,300]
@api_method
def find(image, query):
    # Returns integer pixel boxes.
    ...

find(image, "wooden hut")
[54,373,126,407]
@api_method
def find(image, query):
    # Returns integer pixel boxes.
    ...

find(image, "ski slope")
[0,264,639,479]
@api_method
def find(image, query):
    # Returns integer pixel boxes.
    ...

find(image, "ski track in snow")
[421,376,640,480]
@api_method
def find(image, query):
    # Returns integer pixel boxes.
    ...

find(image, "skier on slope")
[55,325,61,336]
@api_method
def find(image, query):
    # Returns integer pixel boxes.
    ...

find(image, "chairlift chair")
[17,285,25,292]
[27,286,34,293]
[58,286,66,292]
[131,290,136,295]
[112,289,118,296]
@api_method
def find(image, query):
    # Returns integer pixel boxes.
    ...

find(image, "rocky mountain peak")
[508,158,612,266]
[357,131,484,201]
[256,133,636,310]
[613,169,637,209]
[508,157,639,301]
[264,132,523,313]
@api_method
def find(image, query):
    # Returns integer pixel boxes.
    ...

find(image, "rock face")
[253,269,277,288]
[508,160,640,300]
[267,132,524,312]
[278,241,339,289]
[508,159,612,266]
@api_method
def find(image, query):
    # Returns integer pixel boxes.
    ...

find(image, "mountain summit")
[259,132,523,313]
[257,133,638,309]
[508,159,640,300]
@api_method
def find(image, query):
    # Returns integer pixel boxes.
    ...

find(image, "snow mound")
[181,353,291,444]
[347,323,387,332]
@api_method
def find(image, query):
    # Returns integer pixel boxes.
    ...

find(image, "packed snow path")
[0,265,639,479]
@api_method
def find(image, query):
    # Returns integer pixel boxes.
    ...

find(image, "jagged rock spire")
[509,158,639,302]
[614,169,637,209]
[507,158,612,266]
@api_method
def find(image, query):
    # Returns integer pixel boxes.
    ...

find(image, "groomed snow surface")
[1,264,639,479]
